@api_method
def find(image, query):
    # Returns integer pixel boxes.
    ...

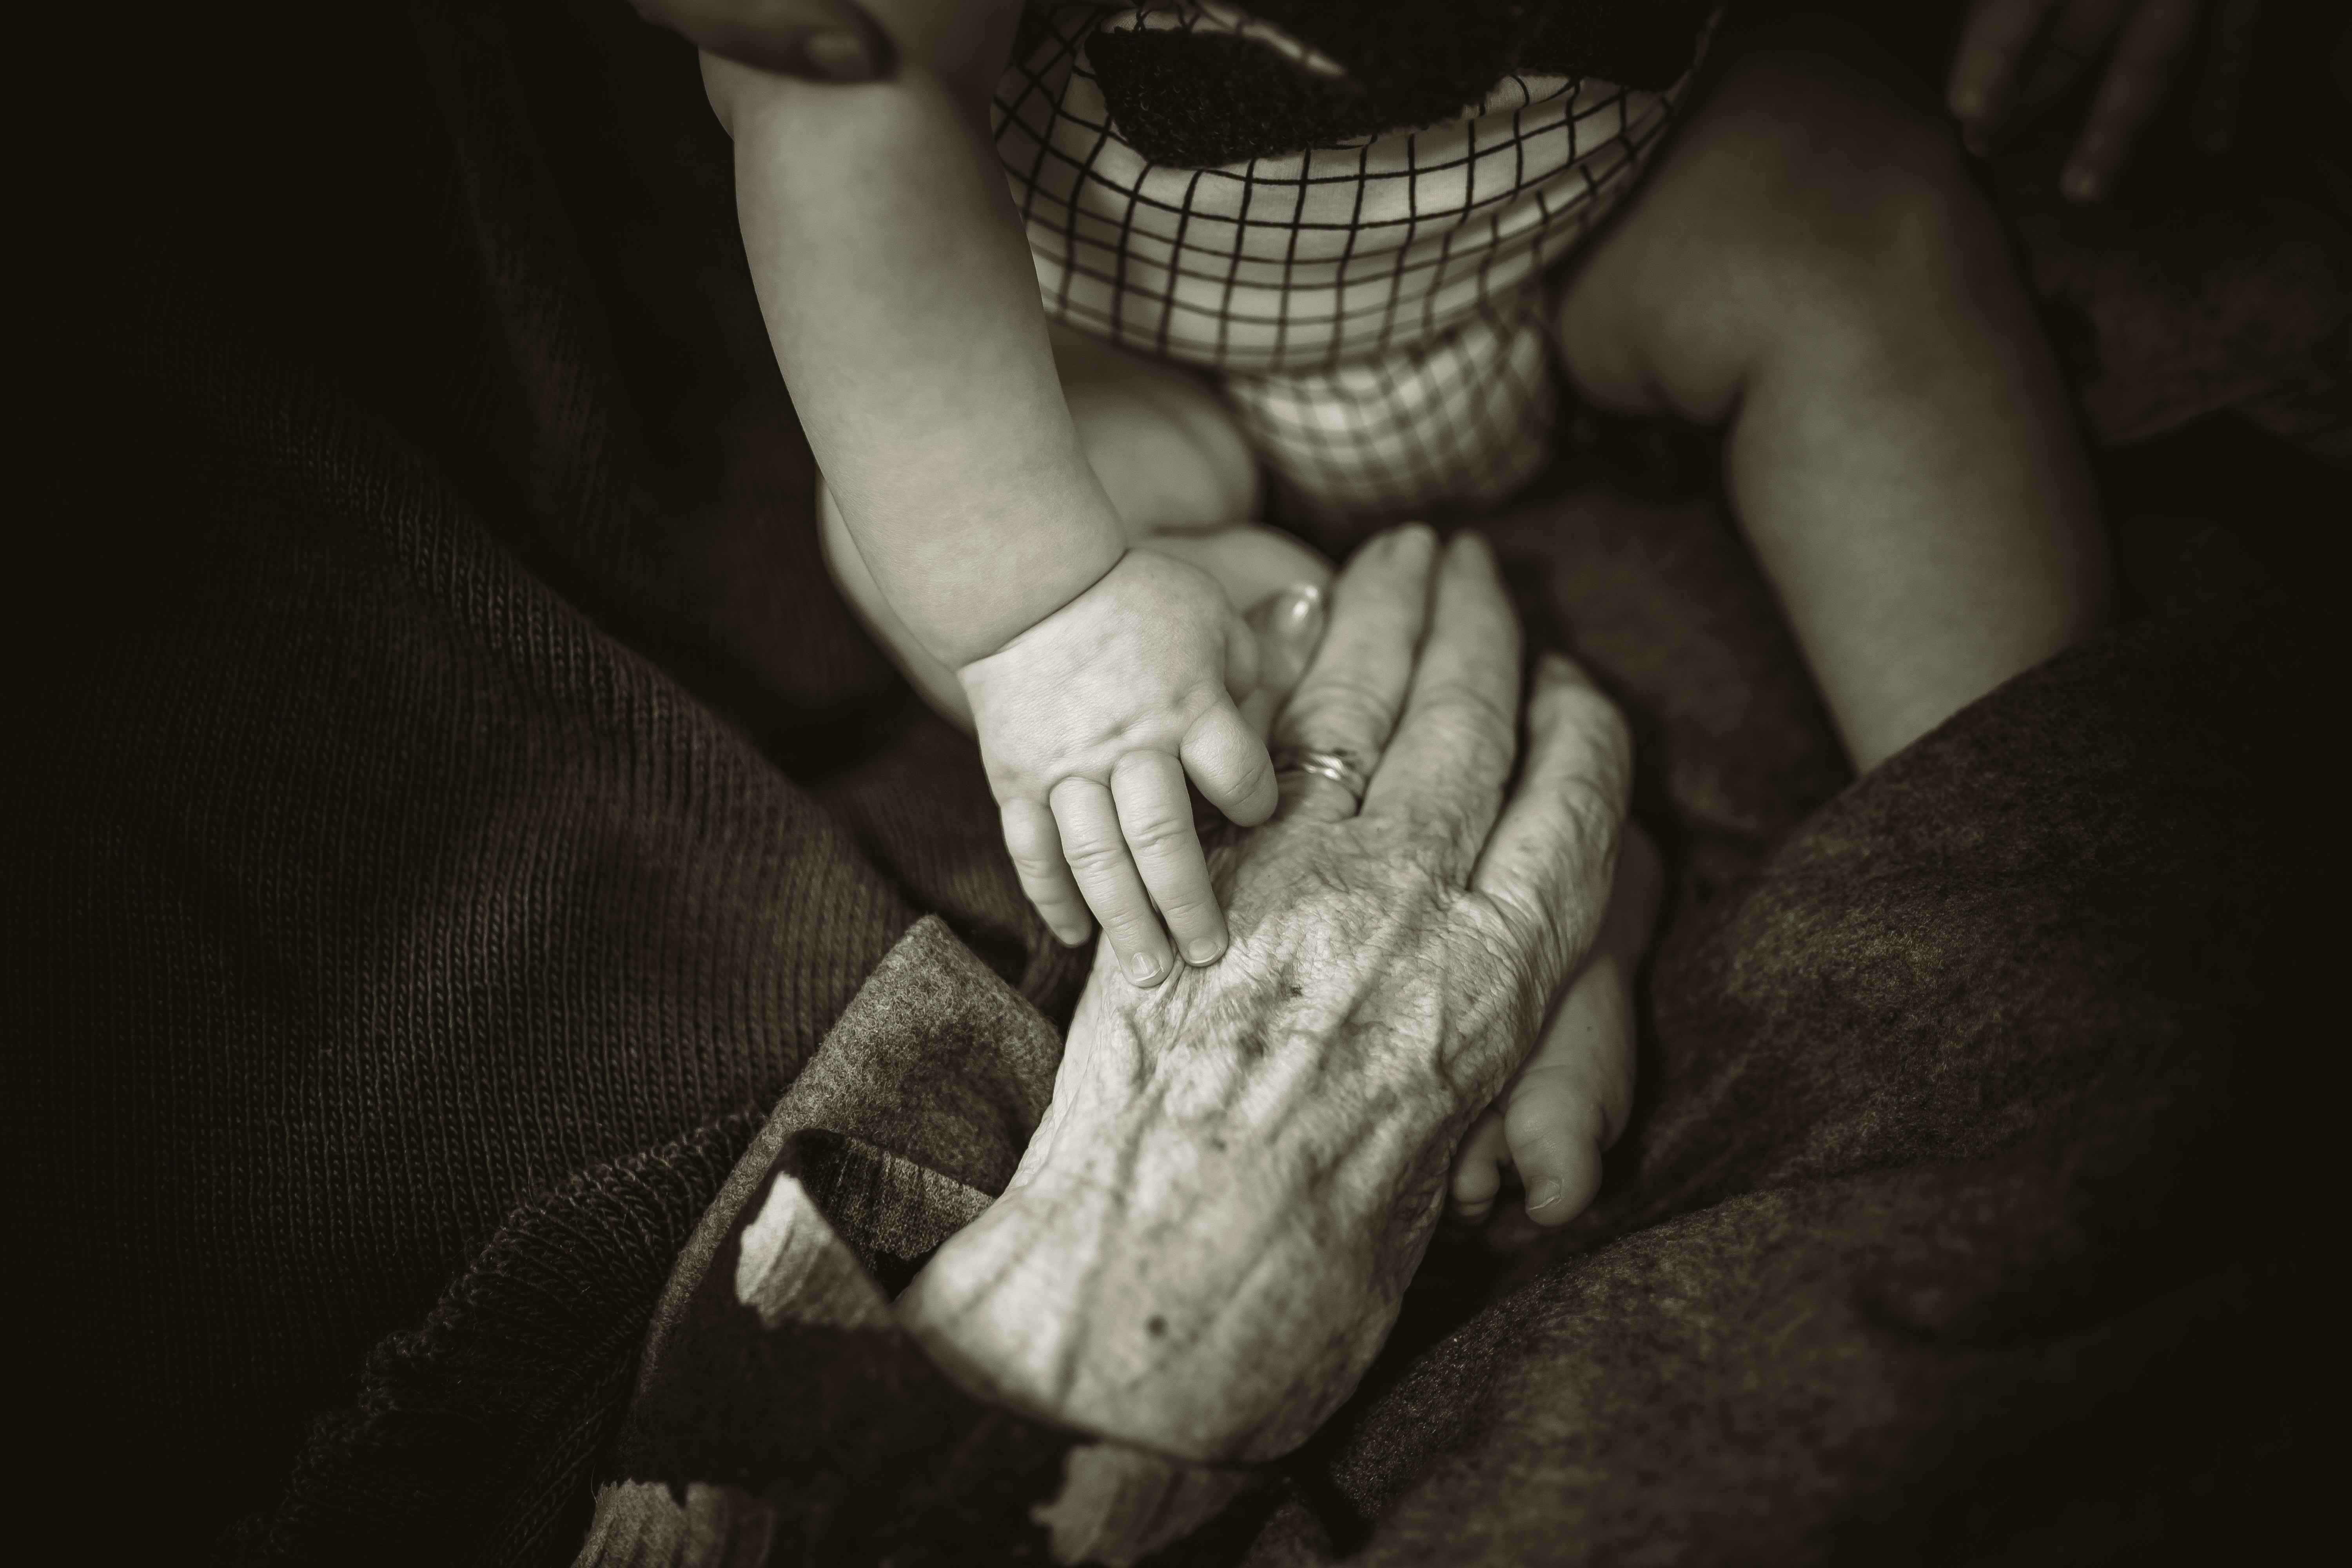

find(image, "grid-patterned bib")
[994,4,1706,522]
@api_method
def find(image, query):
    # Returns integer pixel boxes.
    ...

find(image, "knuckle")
[1061,838,1131,878]
[1392,825,1474,893]
[1154,890,1217,926]
[1009,850,1066,882]
[1554,772,1625,845]
[1122,814,1198,858]
[1099,904,1161,942]
[1218,748,1274,801]
[1296,672,1396,742]
[1418,673,1518,737]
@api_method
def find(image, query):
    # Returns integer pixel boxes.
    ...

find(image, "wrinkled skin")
[899,527,1635,1463]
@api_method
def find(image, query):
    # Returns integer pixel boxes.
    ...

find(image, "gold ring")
[1272,747,1374,809]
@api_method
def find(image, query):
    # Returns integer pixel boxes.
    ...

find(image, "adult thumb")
[633,0,892,80]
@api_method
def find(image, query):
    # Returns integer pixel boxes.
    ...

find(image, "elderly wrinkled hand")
[897,525,1639,1463]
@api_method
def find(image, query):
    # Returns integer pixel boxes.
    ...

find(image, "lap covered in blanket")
[548,499,2343,1568]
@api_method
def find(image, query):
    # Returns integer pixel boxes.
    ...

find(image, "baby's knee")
[1747,113,2013,364]
[1557,64,2014,421]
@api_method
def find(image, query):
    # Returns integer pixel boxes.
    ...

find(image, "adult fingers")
[1002,799,1091,947]
[1270,525,1438,823]
[1113,751,1228,966]
[1360,533,1523,869]
[1470,653,1634,989]
[2061,0,2201,201]
[635,0,892,79]
[1052,777,1172,987]
[1183,700,1279,829]
[1948,0,2062,144]
[2028,0,2135,103]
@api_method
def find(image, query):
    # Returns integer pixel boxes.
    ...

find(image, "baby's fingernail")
[1125,949,1165,984]
[2063,166,2103,203]
[1184,937,1224,965]
[1252,581,1324,641]
[802,32,877,80]
[1277,582,1324,632]
[1526,1179,1563,1212]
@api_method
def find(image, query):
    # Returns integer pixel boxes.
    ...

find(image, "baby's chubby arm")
[703,0,1119,665]
[703,0,1276,982]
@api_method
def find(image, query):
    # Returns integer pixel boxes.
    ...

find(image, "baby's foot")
[1450,822,1661,1227]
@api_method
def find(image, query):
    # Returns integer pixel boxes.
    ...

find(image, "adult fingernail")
[1184,937,1224,965]
[802,32,876,80]
[1125,949,1164,984]
[1526,1179,1563,1212]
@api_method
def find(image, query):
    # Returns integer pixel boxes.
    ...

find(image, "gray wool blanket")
[556,500,2347,1568]
[2,1,2343,1564]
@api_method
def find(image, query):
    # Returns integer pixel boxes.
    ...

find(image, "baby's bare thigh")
[1552,32,1991,425]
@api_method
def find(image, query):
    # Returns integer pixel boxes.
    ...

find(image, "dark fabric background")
[2,1,2345,1563]
[2,1,1087,1550]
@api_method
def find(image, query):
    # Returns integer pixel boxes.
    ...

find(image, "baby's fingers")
[1002,799,1092,948]
[1052,778,1173,987]
[1112,751,1229,967]
[1181,699,1279,829]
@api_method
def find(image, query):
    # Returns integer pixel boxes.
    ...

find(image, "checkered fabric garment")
[995,4,1709,523]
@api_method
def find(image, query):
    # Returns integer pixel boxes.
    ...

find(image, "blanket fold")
[576,916,1256,1568]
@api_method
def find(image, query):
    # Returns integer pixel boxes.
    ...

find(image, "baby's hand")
[959,549,1276,985]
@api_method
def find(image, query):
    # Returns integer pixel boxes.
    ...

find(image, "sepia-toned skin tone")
[900,528,1650,1461]
[1548,29,2114,773]
[701,0,1290,1004]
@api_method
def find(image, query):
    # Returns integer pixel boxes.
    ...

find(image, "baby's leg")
[1452,820,1661,1226]
[1463,26,2111,1227]
[1551,24,2111,772]
[822,321,1321,728]
[1048,322,1331,617]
